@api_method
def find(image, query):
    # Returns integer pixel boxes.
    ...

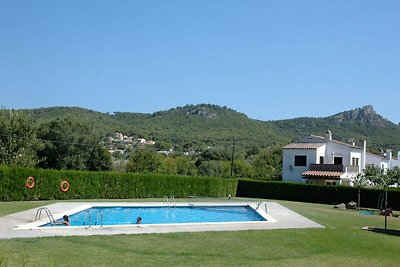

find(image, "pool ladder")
[83,210,103,227]
[163,196,176,207]
[35,207,56,225]
[255,202,268,213]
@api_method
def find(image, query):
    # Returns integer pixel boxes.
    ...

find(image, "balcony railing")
[309,164,344,172]
[345,165,360,173]
[309,164,359,173]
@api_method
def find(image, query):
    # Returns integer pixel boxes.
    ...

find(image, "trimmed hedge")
[0,166,238,201]
[2,165,399,210]
[236,179,400,210]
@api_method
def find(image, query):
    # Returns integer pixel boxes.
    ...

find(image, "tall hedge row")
[236,179,400,210]
[2,165,400,210]
[0,166,238,201]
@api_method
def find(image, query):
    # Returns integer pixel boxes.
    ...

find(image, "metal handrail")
[83,210,91,227]
[35,207,56,225]
[95,210,103,227]
[163,196,170,206]
[171,196,176,207]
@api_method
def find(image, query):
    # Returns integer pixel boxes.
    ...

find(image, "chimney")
[325,130,332,141]
[386,149,392,160]
[362,139,367,170]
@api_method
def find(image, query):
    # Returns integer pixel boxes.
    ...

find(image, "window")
[351,157,359,166]
[326,182,331,185]
[320,156,324,164]
[294,155,307,166]
[334,157,343,165]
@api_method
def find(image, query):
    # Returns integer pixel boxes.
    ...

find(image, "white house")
[282,130,400,186]
[366,149,400,170]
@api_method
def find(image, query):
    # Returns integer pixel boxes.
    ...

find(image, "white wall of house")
[323,141,362,166]
[391,153,400,168]
[365,150,400,171]
[350,152,362,172]
[366,153,388,170]
[282,147,324,183]
[316,148,325,163]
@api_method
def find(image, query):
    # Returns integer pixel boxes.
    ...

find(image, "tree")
[197,160,225,177]
[245,145,260,159]
[386,166,400,186]
[126,148,161,173]
[158,156,177,174]
[352,172,368,210]
[37,117,112,171]
[86,146,113,171]
[363,165,385,186]
[199,148,230,161]
[250,148,282,180]
[226,159,253,178]
[363,165,394,218]
[0,110,43,167]
[174,156,197,176]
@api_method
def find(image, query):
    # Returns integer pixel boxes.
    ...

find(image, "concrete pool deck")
[0,201,324,239]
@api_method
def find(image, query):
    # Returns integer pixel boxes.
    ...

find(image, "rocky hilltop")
[327,105,393,127]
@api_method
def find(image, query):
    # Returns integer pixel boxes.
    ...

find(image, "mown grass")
[0,201,55,217]
[0,199,399,266]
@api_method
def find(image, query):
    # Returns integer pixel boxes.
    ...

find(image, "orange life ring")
[26,176,35,189]
[60,180,70,192]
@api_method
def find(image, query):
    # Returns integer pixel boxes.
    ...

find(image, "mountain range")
[22,104,400,154]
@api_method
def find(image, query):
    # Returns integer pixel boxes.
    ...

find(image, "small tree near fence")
[352,172,368,210]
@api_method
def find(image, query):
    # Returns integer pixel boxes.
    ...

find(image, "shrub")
[236,179,400,210]
[0,165,237,201]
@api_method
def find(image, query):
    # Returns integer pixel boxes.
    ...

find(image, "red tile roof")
[308,135,363,149]
[283,143,325,149]
[302,170,343,179]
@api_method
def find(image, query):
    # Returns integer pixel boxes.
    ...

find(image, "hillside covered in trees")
[1,104,399,180]
[22,104,400,154]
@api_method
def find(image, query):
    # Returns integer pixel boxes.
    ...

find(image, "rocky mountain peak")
[185,105,217,118]
[327,105,392,126]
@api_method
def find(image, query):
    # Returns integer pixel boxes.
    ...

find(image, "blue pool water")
[43,205,266,227]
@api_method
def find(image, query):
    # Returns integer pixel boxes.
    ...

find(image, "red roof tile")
[302,170,343,178]
[283,143,325,149]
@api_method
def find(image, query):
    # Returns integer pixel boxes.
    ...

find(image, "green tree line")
[125,146,282,180]
[0,110,112,172]
[0,110,282,180]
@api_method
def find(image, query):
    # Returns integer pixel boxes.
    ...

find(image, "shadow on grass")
[362,227,400,237]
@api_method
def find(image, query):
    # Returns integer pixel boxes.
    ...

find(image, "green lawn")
[0,201,55,217]
[0,199,399,267]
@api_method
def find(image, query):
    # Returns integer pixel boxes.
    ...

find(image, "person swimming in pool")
[136,216,142,224]
[55,215,70,226]
[62,215,70,226]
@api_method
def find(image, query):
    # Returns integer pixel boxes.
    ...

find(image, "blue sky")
[1,1,399,123]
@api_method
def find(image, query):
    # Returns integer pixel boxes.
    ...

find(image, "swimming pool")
[8,202,325,238]
[43,205,267,227]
